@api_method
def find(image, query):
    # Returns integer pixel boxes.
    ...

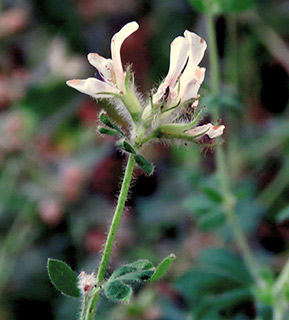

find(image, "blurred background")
[0,0,289,319]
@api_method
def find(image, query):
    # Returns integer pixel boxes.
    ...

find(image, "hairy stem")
[80,154,135,320]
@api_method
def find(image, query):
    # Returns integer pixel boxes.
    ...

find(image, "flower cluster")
[67,21,224,157]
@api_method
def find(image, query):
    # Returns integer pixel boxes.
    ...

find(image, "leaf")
[195,288,252,319]
[99,111,124,135]
[254,285,274,306]
[116,139,136,154]
[219,0,255,13]
[103,259,155,303]
[183,194,214,216]
[134,154,154,175]
[109,259,154,282]
[103,280,132,302]
[97,126,117,135]
[189,0,255,15]
[118,270,154,282]
[202,186,223,203]
[188,0,222,15]
[128,259,154,270]
[110,266,138,280]
[47,259,81,298]
[149,254,175,282]
[175,248,253,309]
[276,205,289,222]
[197,209,225,231]
[197,248,252,284]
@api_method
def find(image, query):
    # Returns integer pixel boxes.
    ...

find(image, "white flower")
[66,21,139,98]
[186,123,225,139]
[153,30,207,107]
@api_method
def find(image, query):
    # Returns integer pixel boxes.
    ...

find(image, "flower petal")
[66,78,120,98]
[184,30,207,67]
[206,124,225,139]
[179,67,205,102]
[153,36,189,105]
[186,123,225,139]
[164,36,189,87]
[87,53,113,83]
[110,21,139,91]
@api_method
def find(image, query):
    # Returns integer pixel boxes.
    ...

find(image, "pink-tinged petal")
[186,123,212,137]
[206,124,225,139]
[164,36,189,87]
[184,30,207,67]
[180,67,205,102]
[87,53,113,83]
[186,123,225,139]
[66,78,120,98]
[110,21,139,91]
[153,36,189,105]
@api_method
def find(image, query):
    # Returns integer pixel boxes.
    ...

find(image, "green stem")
[206,14,263,286]
[258,157,289,208]
[273,298,287,320]
[273,258,289,319]
[274,258,289,296]
[80,154,135,320]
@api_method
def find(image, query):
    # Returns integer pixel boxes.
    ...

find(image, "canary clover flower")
[66,21,225,156]
[153,30,207,107]
[67,21,142,121]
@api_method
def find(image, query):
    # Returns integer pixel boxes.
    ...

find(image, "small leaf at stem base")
[47,258,81,298]
[134,154,154,175]
[99,111,124,135]
[116,139,136,154]
[98,126,117,135]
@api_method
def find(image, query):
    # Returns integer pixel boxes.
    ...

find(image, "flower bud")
[78,272,98,294]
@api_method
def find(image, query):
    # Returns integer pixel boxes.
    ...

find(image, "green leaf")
[149,254,176,282]
[197,209,225,231]
[197,248,252,284]
[47,259,81,298]
[110,266,138,280]
[127,259,154,270]
[109,259,154,282]
[104,259,155,303]
[195,288,252,319]
[276,205,289,222]
[219,0,255,13]
[202,186,223,203]
[118,270,154,282]
[183,194,214,216]
[99,111,124,135]
[175,248,253,309]
[188,0,222,15]
[103,280,132,302]
[134,154,154,175]
[116,139,136,154]
[97,126,117,135]
[254,285,274,306]
[284,284,289,301]
[189,0,255,15]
